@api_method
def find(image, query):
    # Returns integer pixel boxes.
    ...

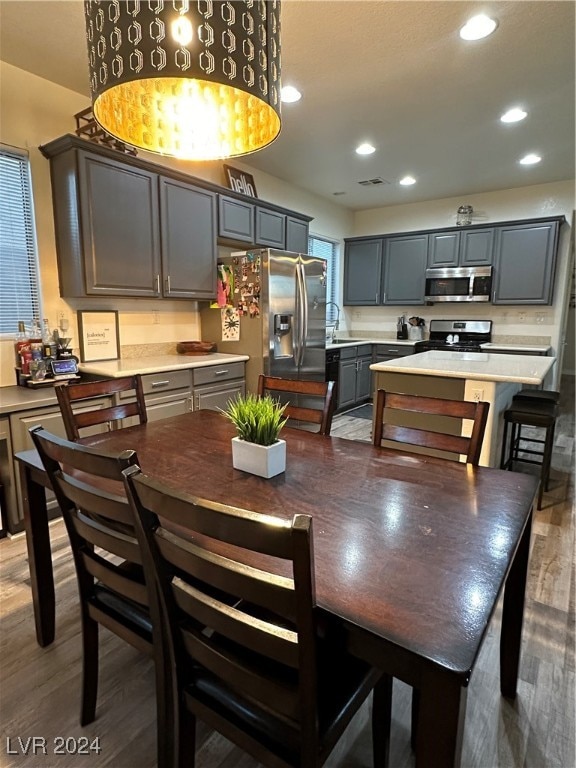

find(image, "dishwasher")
[325,348,340,385]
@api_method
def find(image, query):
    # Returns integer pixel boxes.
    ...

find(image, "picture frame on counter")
[78,310,120,362]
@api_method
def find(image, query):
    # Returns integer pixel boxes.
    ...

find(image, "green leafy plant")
[223,393,288,446]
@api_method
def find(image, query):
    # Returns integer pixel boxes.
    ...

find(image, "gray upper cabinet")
[383,234,428,305]
[286,216,309,253]
[218,196,255,243]
[255,207,286,248]
[428,228,494,267]
[492,220,560,304]
[159,177,217,300]
[76,151,161,297]
[343,239,383,305]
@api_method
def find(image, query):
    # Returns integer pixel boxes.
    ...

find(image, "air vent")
[357,177,391,186]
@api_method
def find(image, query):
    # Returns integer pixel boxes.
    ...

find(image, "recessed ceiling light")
[356,143,376,155]
[519,153,542,165]
[399,175,416,186]
[459,14,498,40]
[281,85,302,103]
[501,107,527,123]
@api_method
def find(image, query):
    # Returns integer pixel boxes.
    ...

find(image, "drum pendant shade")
[84,0,282,161]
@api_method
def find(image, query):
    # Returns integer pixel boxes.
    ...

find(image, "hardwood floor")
[1,377,574,768]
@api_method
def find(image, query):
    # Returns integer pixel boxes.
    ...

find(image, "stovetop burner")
[416,319,492,354]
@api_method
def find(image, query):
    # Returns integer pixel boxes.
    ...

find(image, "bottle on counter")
[42,318,57,359]
[14,321,30,369]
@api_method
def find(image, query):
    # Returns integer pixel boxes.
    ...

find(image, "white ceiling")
[1,1,574,211]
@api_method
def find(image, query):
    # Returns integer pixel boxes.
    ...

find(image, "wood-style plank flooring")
[1,378,574,768]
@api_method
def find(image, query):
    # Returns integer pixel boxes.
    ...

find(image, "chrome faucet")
[325,301,341,342]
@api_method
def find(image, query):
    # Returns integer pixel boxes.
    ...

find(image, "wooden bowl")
[176,341,217,355]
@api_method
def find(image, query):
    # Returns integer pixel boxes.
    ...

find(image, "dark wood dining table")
[16,409,538,768]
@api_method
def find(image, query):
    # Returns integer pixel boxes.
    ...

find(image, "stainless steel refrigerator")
[200,248,327,394]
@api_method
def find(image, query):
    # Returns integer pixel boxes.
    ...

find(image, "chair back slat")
[180,622,300,719]
[172,577,299,667]
[373,389,489,465]
[70,511,143,565]
[257,376,336,435]
[56,376,147,441]
[157,530,296,619]
[81,551,147,604]
[133,477,294,559]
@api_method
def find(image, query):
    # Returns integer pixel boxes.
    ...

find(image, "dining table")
[15,409,538,768]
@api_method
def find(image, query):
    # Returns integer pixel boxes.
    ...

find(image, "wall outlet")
[152,310,160,325]
[518,311,527,323]
[471,388,484,402]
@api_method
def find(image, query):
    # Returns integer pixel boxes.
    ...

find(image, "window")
[0,147,41,335]
[308,234,339,323]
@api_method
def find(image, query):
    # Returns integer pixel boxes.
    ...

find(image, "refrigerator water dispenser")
[273,314,294,359]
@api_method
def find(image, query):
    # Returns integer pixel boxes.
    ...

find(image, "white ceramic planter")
[231,437,286,478]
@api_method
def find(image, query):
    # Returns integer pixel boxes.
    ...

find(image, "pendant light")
[84,0,282,161]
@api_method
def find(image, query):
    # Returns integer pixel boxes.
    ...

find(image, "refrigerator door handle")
[295,262,306,367]
[300,262,309,367]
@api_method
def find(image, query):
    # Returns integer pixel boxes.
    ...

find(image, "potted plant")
[223,393,288,478]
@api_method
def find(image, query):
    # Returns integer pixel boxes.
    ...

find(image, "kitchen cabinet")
[159,177,217,299]
[218,195,255,243]
[255,208,286,248]
[492,220,560,304]
[382,234,428,304]
[192,361,246,411]
[286,216,309,253]
[46,145,218,299]
[337,344,373,411]
[344,235,426,306]
[373,344,416,363]
[427,229,494,267]
[343,240,383,305]
[8,398,112,532]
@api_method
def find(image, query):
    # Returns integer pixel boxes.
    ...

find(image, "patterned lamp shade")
[84,0,282,161]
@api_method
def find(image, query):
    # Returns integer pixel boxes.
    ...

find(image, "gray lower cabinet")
[383,234,428,304]
[192,361,246,410]
[343,240,383,305]
[159,177,217,299]
[373,343,416,364]
[492,220,560,304]
[337,345,373,411]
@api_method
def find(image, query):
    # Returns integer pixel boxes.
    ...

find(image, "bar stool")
[513,388,560,405]
[500,398,558,510]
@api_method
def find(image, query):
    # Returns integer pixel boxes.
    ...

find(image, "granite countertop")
[78,353,249,378]
[0,353,249,414]
[370,350,556,385]
[327,338,551,353]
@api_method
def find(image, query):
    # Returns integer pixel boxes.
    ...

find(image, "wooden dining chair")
[373,389,489,464]
[28,427,155,730]
[55,375,147,441]
[373,389,489,750]
[123,465,392,768]
[257,375,336,435]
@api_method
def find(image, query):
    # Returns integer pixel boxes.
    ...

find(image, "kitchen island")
[370,350,556,467]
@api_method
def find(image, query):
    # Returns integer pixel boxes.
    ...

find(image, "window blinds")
[308,235,339,322]
[0,149,41,335]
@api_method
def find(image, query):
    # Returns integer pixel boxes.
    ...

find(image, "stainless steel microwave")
[425,265,492,303]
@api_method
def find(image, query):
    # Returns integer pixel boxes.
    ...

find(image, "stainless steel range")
[415,320,492,353]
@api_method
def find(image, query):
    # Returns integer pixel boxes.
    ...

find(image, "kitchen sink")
[329,338,365,344]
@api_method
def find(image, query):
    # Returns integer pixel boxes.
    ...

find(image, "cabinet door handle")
[213,369,229,376]
[166,275,171,293]
[155,274,160,293]
[151,380,170,388]
[375,292,379,303]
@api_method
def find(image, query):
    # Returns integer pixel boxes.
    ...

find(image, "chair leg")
[410,687,420,751]
[372,675,393,768]
[500,419,510,469]
[80,616,99,726]
[538,424,556,510]
[177,707,196,768]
